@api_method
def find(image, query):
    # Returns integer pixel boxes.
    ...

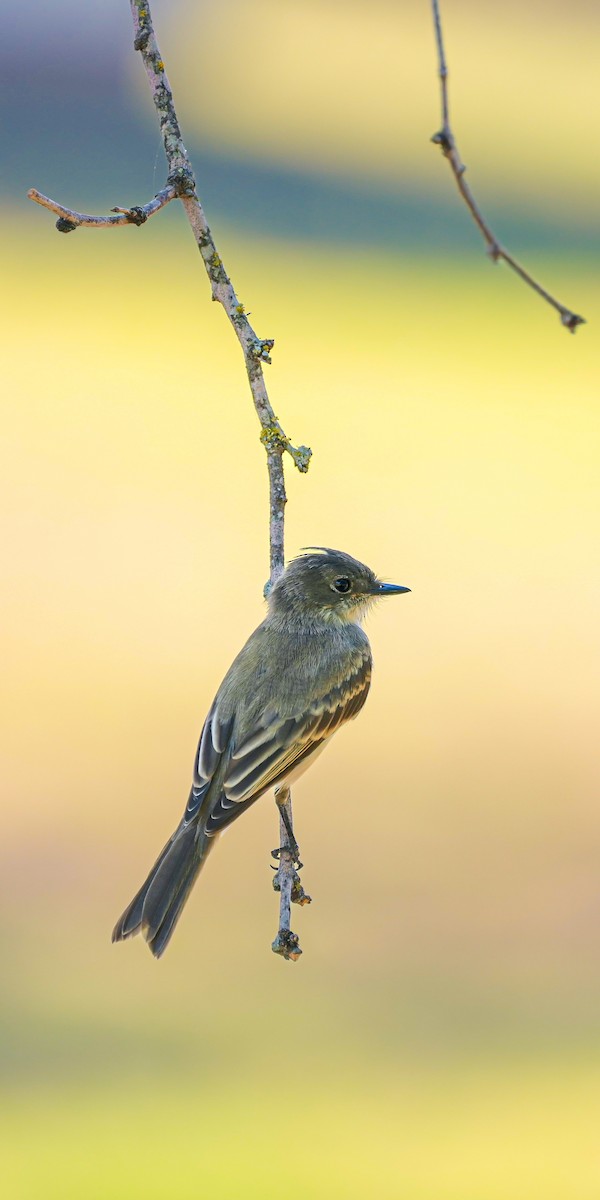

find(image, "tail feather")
[112,823,209,957]
[142,825,205,957]
[112,833,177,942]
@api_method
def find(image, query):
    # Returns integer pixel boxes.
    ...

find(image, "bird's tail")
[112,822,211,958]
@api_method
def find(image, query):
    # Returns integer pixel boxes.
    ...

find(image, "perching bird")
[112,548,410,957]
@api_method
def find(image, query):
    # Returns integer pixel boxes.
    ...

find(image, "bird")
[112,548,410,957]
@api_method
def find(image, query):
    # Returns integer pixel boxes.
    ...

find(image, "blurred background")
[2,1,599,1196]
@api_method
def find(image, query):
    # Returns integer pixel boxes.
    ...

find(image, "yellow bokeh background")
[165,0,599,220]
[3,2,599,1197]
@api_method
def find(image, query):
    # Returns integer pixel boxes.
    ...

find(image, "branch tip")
[271,929,302,961]
[289,444,312,474]
[561,311,585,333]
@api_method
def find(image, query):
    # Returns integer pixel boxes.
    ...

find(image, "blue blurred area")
[4,1,594,252]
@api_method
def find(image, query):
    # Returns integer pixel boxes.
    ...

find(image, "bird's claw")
[271,845,302,870]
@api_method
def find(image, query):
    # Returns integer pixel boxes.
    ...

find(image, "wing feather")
[187,708,234,823]
[186,651,371,838]
[195,709,234,786]
[215,655,372,818]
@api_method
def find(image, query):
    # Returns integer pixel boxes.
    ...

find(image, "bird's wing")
[201,652,372,838]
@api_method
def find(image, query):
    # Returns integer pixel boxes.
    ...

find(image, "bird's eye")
[332,576,351,594]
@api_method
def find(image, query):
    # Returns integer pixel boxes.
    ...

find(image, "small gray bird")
[112,548,409,957]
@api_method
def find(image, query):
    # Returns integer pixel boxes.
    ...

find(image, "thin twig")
[27,185,177,230]
[129,0,312,582]
[430,0,585,333]
[28,0,311,958]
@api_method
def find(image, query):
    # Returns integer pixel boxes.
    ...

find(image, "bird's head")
[268,548,410,626]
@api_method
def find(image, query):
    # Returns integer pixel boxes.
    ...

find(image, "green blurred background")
[2,1,599,1196]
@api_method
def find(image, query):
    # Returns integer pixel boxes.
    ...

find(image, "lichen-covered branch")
[28,0,311,958]
[430,0,585,333]
[272,787,312,962]
[128,1,311,586]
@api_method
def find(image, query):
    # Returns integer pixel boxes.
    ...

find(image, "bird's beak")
[376,582,411,595]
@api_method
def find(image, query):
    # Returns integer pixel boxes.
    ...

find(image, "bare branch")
[27,185,177,230]
[430,0,585,333]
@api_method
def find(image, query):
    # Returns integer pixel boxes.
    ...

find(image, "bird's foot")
[271,843,302,870]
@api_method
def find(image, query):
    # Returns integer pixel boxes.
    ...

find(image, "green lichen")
[260,423,288,454]
[290,444,312,474]
[250,337,275,364]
